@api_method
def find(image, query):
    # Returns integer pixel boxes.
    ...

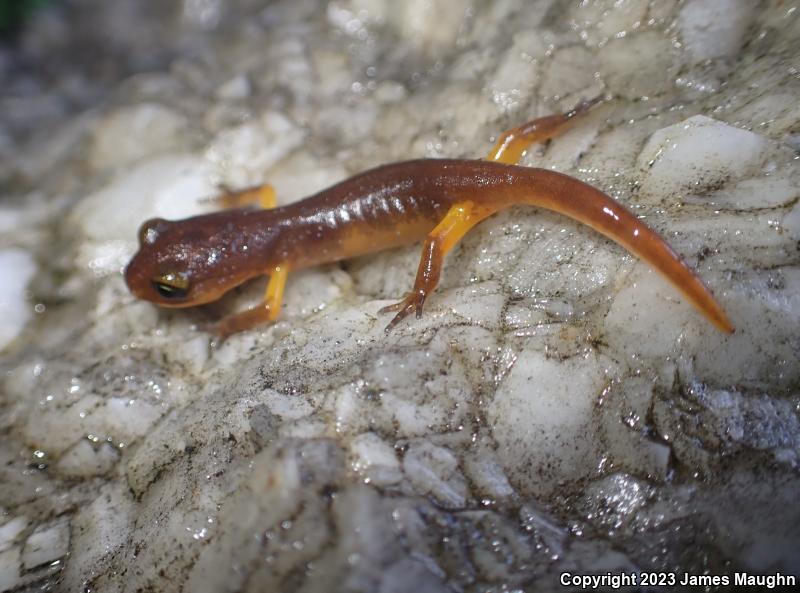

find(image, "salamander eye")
[151,272,190,299]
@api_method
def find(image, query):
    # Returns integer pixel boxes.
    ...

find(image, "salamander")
[124,98,734,338]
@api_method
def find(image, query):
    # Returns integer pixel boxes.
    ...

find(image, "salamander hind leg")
[487,96,603,164]
[213,264,289,340]
[380,201,496,332]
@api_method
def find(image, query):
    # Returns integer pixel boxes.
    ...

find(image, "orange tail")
[513,167,733,333]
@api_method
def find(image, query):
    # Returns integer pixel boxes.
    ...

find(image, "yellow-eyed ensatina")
[125,99,734,338]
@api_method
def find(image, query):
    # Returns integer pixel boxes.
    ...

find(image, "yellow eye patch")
[151,272,190,299]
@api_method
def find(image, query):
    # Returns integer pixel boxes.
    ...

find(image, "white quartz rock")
[497,213,621,323]
[684,164,799,210]
[536,102,603,171]
[58,481,155,591]
[568,0,649,47]
[21,519,70,570]
[785,200,800,242]
[599,378,671,479]
[678,0,757,63]
[350,432,402,486]
[326,0,387,33]
[637,115,777,199]
[0,546,21,592]
[0,206,25,236]
[3,0,800,589]
[265,152,348,205]
[0,248,37,351]
[427,282,506,329]
[185,440,345,593]
[378,557,448,593]
[403,442,469,508]
[345,334,476,438]
[214,75,251,100]
[205,110,305,189]
[603,263,698,358]
[730,90,800,137]
[280,267,349,321]
[489,348,614,496]
[462,450,516,501]
[487,30,546,112]
[690,267,800,389]
[72,153,217,274]
[0,517,27,553]
[599,31,679,99]
[540,45,600,100]
[89,103,190,171]
[55,439,120,478]
[262,388,316,420]
[100,396,167,442]
[605,251,798,390]
[392,0,469,53]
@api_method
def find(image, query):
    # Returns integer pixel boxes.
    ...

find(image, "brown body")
[125,101,734,337]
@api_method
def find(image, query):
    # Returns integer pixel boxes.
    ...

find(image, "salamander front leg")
[210,183,278,209]
[380,201,495,332]
[213,264,289,339]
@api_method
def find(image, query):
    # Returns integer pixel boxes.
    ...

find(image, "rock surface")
[1,0,798,591]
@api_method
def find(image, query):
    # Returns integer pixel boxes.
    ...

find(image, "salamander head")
[124,216,257,308]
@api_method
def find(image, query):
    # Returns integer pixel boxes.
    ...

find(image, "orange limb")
[487,96,603,164]
[381,100,604,331]
[210,183,277,210]
[209,185,283,338]
[380,102,601,332]
[380,201,496,331]
[214,264,288,338]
